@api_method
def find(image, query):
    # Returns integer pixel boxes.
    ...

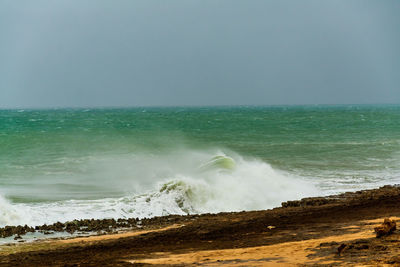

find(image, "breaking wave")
[0,151,318,227]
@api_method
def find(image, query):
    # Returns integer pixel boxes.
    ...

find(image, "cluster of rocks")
[374,218,397,238]
[336,240,371,255]
[281,197,335,207]
[336,218,398,257]
[0,214,193,239]
[281,185,400,208]
[34,218,139,235]
[0,218,140,238]
[0,225,35,238]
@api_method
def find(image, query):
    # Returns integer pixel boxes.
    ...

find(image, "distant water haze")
[1,1,399,108]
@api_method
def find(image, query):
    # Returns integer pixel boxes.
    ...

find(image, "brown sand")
[132,218,399,266]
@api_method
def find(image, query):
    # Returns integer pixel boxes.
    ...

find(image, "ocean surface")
[1,105,399,227]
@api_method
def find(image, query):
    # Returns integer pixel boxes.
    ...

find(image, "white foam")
[0,195,23,226]
[0,153,319,227]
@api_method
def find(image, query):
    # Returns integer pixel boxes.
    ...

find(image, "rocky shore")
[1,185,400,266]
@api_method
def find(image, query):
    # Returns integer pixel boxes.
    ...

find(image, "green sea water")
[0,105,399,226]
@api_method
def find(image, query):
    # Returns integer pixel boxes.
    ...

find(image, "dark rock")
[374,218,396,238]
[282,185,400,208]
[337,243,347,254]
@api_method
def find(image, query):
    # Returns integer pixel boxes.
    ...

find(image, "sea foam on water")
[0,151,317,227]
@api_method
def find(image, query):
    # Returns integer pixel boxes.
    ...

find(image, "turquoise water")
[1,105,399,226]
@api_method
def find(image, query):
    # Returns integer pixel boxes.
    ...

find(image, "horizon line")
[1,102,399,111]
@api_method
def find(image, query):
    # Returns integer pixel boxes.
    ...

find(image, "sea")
[1,105,399,227]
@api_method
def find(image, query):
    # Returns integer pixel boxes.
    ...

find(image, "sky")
[0,0,399,108]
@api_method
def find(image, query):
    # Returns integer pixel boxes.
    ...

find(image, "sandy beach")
[0,185,399,266]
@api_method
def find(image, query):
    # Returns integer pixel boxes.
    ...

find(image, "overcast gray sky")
[0,1,399,108]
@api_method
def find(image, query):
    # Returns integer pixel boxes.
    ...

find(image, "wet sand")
[1,185,400,266]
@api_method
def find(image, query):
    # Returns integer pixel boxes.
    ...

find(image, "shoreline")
[1,185,400,266]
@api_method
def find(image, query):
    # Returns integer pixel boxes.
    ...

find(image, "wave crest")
[0,152,317,227]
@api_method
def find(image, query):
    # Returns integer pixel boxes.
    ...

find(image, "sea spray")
[0,152,317,227]
[0,195,23,226]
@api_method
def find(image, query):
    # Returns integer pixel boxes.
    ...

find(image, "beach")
[1,185,399,266]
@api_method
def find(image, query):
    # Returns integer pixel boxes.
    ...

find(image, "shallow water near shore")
[1,105,400,226]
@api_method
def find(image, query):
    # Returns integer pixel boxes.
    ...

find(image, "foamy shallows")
[1,106,400,227]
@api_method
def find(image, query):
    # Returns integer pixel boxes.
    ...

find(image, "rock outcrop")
[374,218,396,238]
